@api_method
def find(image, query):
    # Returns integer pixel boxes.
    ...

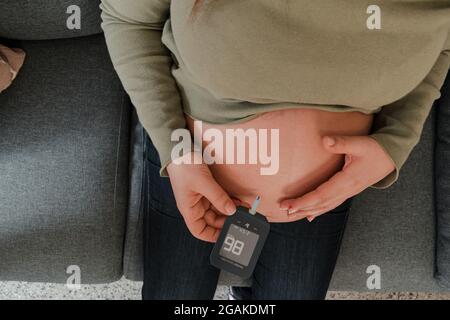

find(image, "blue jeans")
[142,135,352,300]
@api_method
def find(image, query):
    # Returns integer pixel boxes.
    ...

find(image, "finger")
[290,201,345,222]
[210,204,225,216]
[279,171,347,211]
[204,209,227,229]
[211,198,248,215]
[195,175,236,215]
[280,169,361,213]
[307,200,348,222]
[185,214,221,243]
[232,198,251,209]
[184,198,221,243]
[194,220,221,243]
[323,135,367,156]
[182,195,209,221]
[343,154,353,170]
[287,205,328,217]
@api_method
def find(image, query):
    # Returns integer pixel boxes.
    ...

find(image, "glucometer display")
[211,196,270,278]
[219,224,260,267]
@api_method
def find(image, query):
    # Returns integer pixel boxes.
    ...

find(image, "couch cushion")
[435,71,450,289]
[0,0,102,40]
[0,34,130,283]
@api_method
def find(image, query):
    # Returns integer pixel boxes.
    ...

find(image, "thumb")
[197,173,236,216]
[323,135,366,156]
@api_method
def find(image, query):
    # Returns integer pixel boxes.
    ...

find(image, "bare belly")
[186,108,373,220]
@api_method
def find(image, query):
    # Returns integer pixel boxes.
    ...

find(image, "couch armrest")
[123,110,145,281]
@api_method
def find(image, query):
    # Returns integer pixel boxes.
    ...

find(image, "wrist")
[167,151,205,174]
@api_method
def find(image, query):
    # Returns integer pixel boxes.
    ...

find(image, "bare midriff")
[186,108,373,222]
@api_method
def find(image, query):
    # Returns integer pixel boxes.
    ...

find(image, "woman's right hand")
[167,152,237,243]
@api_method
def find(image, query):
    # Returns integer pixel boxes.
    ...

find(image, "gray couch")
[1,0,449,293]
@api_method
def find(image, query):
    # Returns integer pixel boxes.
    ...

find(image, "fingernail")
[307,216,315,222]
[325,136,336,147]
[225,201,236,215]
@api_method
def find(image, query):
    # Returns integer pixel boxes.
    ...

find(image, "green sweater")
[100,0,450,188]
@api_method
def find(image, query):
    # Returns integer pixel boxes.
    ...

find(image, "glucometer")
[210,196,270,279]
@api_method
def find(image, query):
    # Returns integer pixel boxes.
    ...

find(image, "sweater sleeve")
[100,0,185,176]
[370,43,450,189]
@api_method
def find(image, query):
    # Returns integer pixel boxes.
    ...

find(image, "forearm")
[101,0,186,175]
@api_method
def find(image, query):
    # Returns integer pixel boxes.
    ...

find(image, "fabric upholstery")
[123,110,145,281]
[0,34,130,283]
[435,71,450,289]
[0,0,102,40]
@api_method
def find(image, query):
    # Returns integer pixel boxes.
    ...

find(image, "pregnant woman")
[101,0,450,299]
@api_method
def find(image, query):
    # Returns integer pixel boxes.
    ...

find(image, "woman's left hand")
[279,135,396,222]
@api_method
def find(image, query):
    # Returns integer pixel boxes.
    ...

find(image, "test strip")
[249,196,261,215]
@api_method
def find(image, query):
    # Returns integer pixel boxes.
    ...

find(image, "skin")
[0,45,25,92]
[168,135,395,243]
[171,2,395,242]
[280,135,395,222]
[167,152,237,243]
